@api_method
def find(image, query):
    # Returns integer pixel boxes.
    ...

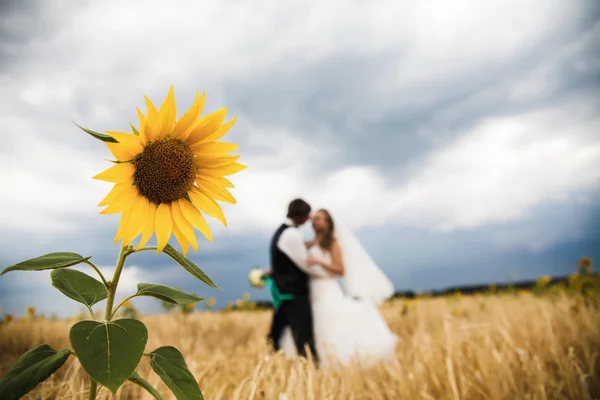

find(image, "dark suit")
[267,223,318,360]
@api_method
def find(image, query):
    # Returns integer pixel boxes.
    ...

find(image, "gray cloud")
[224,8,600,173]
[0,0,87,68]
[1,0,599,316]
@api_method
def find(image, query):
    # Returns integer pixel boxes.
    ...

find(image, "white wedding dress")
[279,245,398,368]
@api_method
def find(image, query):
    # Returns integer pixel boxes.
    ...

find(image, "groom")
[267,198,327,361]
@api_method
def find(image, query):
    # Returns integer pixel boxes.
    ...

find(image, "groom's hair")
[287,198,311,218]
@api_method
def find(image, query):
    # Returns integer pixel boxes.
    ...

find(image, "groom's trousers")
[267,294,318,361]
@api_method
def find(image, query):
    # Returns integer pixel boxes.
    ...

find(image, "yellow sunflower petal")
[189,186,227,226]
[195,117,236,145]
[136,202,157,250]
[122,196,150,246]
[172,223,189,257]
[136,107,146,129]
[174,91,205,141]
[105,131,144,155]
[144,95,160,142]
[93,163,135,183]
[195,178,236,204]
[172,200,198,252]
[114,207,134,244]
[199,162,247,177]
[136,107,147,144]
[98,182,129,207]
[194,155,241,168]
[100,187,139,214]
[158,85,176,139]
[179,199,213,242]
[220,177,235,188]
[155,202,173,254]
[185,108,228,146]
[106,142,135,161]
[191,142,239,156]
[198,175,235,189]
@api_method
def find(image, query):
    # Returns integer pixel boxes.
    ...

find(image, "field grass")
[1,292,599,400]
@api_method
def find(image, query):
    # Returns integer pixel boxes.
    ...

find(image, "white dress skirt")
[278,245,398,368]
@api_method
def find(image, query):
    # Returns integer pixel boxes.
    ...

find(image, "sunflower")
[94,86,246,255]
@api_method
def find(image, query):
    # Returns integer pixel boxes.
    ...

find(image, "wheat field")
[1,293,599,400]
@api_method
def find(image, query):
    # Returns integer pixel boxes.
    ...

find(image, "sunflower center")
[133,139,197,204]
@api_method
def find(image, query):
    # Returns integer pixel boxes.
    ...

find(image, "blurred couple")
[266,199,398,368]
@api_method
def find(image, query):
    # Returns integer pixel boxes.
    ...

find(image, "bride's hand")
[307,256,321,266]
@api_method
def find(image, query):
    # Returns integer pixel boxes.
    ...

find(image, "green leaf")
[70,319,148,394]
[162,244,220,290]
[0,344,71,400]
[72,120,118,143]
[1,252,91,276]
[136,283,204,304]
[50,269,108,307]
[129,371,164,400]
[129,122,140,136]
[149,346,203,400]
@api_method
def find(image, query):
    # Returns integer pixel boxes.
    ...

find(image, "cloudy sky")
[1,0,599,317]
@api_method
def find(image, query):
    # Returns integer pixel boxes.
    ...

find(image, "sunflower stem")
[104,245,130,322]
[109,293,140,320]
[136,246,158,252]
[88,380,97,400]
[84,260,109,288]
[86,246,130,400]
[85,305,96,320]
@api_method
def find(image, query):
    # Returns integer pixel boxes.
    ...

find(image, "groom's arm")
[277,228,329,278]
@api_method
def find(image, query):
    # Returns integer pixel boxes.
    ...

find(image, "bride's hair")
[317,209,335,250]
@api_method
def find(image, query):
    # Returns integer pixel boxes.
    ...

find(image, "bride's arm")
[278,228,330,278]
[308,241,344,276]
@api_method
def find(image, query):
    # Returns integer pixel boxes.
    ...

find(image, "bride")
[278,209,398,368]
